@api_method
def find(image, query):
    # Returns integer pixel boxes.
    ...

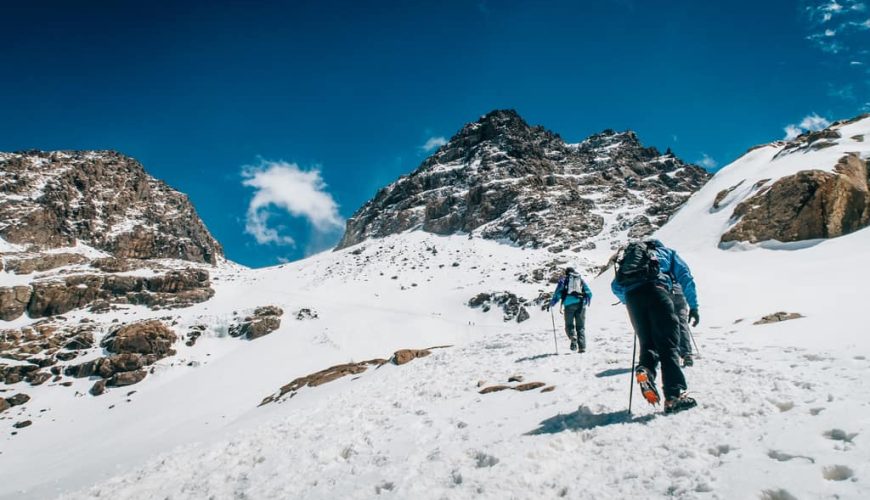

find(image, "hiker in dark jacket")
[547,267,592,352]
[671,281,694,367]
[611,240,699,414]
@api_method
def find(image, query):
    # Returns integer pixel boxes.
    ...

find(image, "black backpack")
[614,241,660,288]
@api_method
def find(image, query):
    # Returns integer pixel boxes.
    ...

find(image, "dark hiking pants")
[564,302,586,349]
[671,292,692,357]
[626,283,687,400]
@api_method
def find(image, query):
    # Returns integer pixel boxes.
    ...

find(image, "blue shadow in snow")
[515,353,558,363]
[594,368,632,378]
[527,409,654,435]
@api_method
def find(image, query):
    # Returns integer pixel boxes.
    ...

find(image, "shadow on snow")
[527,409,654,435]
[594,367,632,378]
[514,353,559,363]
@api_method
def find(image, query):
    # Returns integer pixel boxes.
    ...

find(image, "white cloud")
[696,153,718,170]
[783,113,832,140]
[241,160,344,246]
[420,136,448,152]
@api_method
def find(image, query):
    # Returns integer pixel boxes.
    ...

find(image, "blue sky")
[1,0,868,267]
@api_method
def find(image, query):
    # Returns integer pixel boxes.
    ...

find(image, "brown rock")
[479,385,510,394]
[90,379,107,396]
[229,306,283,340]
[108,369,147,387]
[7,393,30,406]
[754,312,805,325]
[507,375,524,383]
[0,398,9,413]
[722,154,870,245]
[540,385,556,393]
[64,359,98,378]
[514,382,547,392]
[3,253,89,274]
[102,320,177,357]
[26,371,51,386]
[392,349,431,365]
[0,286,32,321]
[95,353,146,378]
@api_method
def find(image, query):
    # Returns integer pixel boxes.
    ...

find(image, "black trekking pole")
[688,326,701,358]
[628,332,637,415]
[550,309,559,355]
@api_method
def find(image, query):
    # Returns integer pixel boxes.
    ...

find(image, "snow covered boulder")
[467,291,531,323]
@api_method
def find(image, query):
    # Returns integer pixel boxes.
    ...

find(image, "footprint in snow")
[823,429,858,443]
[767,450,814,463]
[760,489,798,500]
[822,465,855,481]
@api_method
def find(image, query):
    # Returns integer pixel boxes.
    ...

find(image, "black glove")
[689,308,700,327]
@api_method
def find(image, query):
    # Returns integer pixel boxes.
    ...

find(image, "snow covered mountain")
[339,109,710,253]
[2,114,870,500]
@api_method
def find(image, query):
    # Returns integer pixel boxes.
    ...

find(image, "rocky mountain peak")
[0,150,222,264]
[337,110,710,252]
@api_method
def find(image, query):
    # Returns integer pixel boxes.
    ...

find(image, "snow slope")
[4,117,870,499]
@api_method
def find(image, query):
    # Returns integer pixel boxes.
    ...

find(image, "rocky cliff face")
[0,151,222,322]
[716,114,870,246]
[338,110,710,252]
[0,150,222,264]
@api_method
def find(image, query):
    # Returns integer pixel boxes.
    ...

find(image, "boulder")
[479,385,510,394]
[0,286,32,321]
[95,354,146,378]
[102,320,177,358]
[89,379,106,396]
[229,306,283,340]
[64,360,98,378]
[13,420,32,429]
[0,398,9,413]
[26,371,51,386]
[514,382,546,391]
[108,369,147,387]
[7,393,30,406]
[392,349,431,366]
[722,154,870,244]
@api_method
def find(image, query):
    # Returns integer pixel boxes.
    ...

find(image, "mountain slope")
[3,116,870,499]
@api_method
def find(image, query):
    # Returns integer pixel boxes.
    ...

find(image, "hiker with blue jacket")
[611,240,699,414]
[546,267,592,353]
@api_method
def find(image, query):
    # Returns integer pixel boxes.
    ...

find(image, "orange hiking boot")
[635,367,660,405]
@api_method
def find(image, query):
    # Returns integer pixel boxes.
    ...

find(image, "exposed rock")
[479,385,510,394]
[90,379,106,396]
[337,110,709,251]
[108,369,147,387]
[64,360,97,378]
[95,354,147,378]
[754,312,805,325]
[102,320,177,358]
[259,358,386,406]
[722,154,870,245]
[541,385,556,393]
[711,180,745,211]
[13,420,32,429]
[468,291,531,322]
[392,349,431,365]
[2,253,89,274]
[0,398,8,413]
[295,308,318,320]
[514,382,547,391]
[0,150,222,264]
[229,306,283,340]
[2,364,39,384]
[26,371,51,386]
[508,375,524,383]
[7,393,30,406]
[0,286,32,321]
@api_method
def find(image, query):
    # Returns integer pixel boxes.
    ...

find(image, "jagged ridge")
[338,109,710,252]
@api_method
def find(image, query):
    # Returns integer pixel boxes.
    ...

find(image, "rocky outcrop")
[0,150,222,264]
[0,286,31,321]
[102,320,177,358]
[468,291,531,323]
[721,154,870,245]
[2,253,89,274]
[229,306,284,340]
[391,349,431,365]
[338,110,709,251]
[23,268,214,319]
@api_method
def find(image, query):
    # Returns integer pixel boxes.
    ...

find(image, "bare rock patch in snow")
[753,312,804,325]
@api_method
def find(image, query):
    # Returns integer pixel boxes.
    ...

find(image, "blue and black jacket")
[549,273,592,308]
[610,240,698,309]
